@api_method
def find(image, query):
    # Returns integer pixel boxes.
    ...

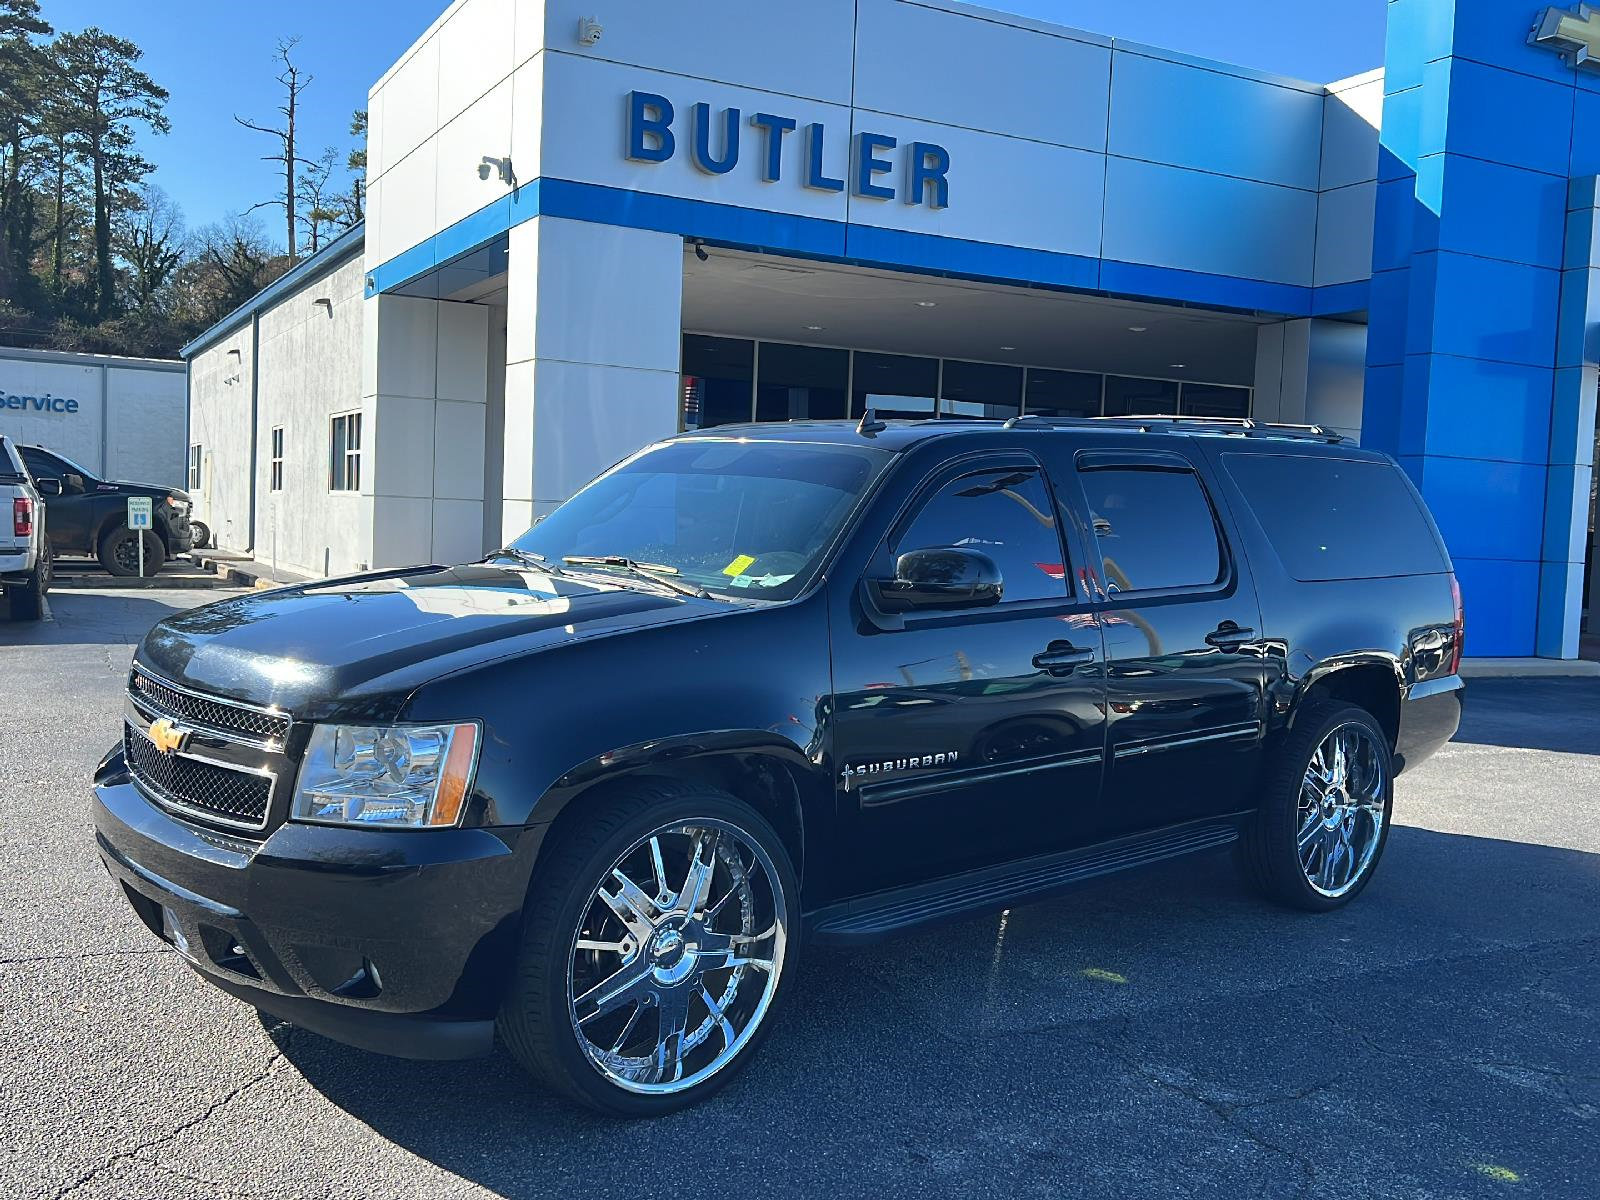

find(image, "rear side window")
[896,466,1068,603]
[1079,465,1224,593]
[1223,453,1445,581]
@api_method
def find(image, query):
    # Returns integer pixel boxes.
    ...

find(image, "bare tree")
[234,37,314,263]
[117,184,182,309]
[295,146,340,255]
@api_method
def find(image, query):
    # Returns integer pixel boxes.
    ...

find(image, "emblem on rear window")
[840,752,957,790]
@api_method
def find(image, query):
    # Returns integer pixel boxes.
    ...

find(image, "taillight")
[1448,572,1464,675]
[12,496,31,538]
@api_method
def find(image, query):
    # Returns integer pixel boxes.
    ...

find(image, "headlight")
[291,722,480,828]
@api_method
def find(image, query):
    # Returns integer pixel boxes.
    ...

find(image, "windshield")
[509,438,891,601]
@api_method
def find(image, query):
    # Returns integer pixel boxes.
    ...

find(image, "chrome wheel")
[1297,722,1387,898]
[566,818,788,1095]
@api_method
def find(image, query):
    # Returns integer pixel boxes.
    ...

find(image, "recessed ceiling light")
[1169,363,1187,369]
[1000,345,1016,351]
[805,325,824,331]
[1128,326,1148,333]
[916,300,937,308]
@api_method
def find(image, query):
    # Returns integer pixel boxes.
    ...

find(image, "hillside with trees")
[0,0,364,359]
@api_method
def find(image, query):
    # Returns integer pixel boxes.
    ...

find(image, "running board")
[808,820,1240,944]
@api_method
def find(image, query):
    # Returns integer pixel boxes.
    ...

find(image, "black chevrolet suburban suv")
[19,444,193,576]
[92,415,1464,1116]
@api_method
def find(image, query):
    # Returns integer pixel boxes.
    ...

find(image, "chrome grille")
[129,669,290,745]
[124,723,273,831]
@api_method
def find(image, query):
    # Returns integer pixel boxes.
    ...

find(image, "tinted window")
[1224,453,1446,580]
[1080,465,1223,593]
[940,360,1021,420]
[1181,383,1250,418]
[1025,369,1101,417]
[756,342,847,422]
[1104,376,1179,416]
[853,352,937,420]
[682,335,753,429]
[896,466,1067,603]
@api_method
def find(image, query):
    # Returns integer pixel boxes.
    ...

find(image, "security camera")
[578,16,603,45]
[693,239,709,263]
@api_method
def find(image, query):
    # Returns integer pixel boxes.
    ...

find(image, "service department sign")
[0,388,80,414]
[1531,3,1600,71]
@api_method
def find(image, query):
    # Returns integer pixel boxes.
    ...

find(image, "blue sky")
[45,0,1388,246]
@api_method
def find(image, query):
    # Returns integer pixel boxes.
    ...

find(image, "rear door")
[831,449,1109,894]
[1045,440,1271,838]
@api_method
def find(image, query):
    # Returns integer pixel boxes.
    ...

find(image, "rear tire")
[4,539,49,620]
[498,781,797,1117]
[98,527,165,577]
[1240,701,1393,912]
[190,520,211,550]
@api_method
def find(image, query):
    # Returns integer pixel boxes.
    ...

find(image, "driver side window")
[895,466,1069,604]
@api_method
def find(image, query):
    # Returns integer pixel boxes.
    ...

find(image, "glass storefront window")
[682,335,753,429]
[1024,368,1102,418]
[852,352,938,420]
[756,343,849,422]
[1180,383,1250,419]
[1104,375,1179,416]
[940,360,1022,420]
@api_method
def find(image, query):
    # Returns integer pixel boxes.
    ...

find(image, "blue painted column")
[1364,0,1594,657]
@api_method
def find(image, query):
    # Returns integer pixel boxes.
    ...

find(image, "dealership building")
[182,0,1600,660]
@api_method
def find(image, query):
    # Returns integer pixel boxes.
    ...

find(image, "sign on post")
[126,496,153,578]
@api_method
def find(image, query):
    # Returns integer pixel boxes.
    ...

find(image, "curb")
[1460,657,1600,679]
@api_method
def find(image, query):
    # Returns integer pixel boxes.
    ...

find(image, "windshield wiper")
[561,555,712,599]
[483,546,556,571]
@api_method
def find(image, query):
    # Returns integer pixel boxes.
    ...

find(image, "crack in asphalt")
[48,1025,297,1200]
[0,946,171,968]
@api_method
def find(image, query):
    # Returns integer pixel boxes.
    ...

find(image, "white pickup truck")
[0,434,51,621]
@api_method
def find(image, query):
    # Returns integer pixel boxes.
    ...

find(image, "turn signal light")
[12,496,32,538]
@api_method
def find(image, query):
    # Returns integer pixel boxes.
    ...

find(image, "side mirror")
[36,478,61,497]
[869,547,1003,613]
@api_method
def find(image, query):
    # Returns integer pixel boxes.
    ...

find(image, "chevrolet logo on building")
[1531,4,1600,70]
[147,717,191,756]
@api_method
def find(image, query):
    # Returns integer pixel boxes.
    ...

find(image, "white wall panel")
[370,295,439,399]
[371,495,435,567]
[844,116,1105,257]
[435,76,515,234]
[104,368,187,484]
[434,399,487,499]
[853,0,1110,151]
[1315,181,1377,286]
[528,359,678,504]
[370,393,436,499]
[437,0,517,126]
[1102,157,1317,285]
[539,0,857,104]
[376,35,439,182]
[538,54,855,224]
[431,497,485,563]
[437,302,491,401]
[1321,73,1383,192]
[1108,50,1323,190]
[377,137,439,269]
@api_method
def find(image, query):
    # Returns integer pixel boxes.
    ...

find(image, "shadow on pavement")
[270,826,1600,1199]
[0,591,194,649]
[1451,677,1600,755]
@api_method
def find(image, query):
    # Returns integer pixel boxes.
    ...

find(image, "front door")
[1051,444,1270,839]
[832,452,1108,895]
[20,447,92,552]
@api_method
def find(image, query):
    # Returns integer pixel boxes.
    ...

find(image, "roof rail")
[1000,413,1344,443]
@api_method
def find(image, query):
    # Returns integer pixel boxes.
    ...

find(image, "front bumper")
[92,748,544,1060]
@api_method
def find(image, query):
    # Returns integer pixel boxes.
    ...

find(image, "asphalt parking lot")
[3,589,1597,1199]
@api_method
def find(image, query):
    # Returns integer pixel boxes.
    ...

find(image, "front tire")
[189,520,211,550]
[1241,701,1393,912]
[98,527,165,577]
[499,781,797,1117]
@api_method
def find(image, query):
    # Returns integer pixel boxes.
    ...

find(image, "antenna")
[856,407,887,436]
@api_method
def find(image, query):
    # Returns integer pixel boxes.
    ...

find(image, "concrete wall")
[188,330,258,554]
[1254,320,1368,442]
[0,349,185,486]
[254,252,371,578]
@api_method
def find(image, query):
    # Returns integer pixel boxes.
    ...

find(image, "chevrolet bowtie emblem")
[148,717,191,755]
[1532,4,1600,71]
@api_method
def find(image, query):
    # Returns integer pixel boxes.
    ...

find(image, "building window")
[270,426,285,492]
[329,412,362,492]
[1103,375,1180,417]
[1024,369,1102,418]
[681,335,754,429]
[188,444,203,491]
[1179,383,1251,419]
[755,342,848,422]
[940,360,1022,420]
[852,352,937,420]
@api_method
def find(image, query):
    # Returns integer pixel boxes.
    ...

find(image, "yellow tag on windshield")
[722,554,757,576]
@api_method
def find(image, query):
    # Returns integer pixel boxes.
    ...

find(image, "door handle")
[1204,622,1255,648]
[1033,641,1095,675]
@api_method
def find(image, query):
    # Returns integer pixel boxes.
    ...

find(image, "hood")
[98,480,188,501]
[136,562,724,718]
